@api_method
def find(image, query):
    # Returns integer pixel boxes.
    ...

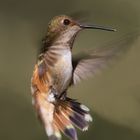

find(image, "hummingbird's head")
[47,15,80,33]
[43,15,116,47]
[44,15,82,46]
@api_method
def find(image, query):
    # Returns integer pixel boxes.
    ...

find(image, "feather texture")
[31,65,92,140]
[72,31,139,84]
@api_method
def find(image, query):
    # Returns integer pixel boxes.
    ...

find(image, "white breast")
[54,50,72,93]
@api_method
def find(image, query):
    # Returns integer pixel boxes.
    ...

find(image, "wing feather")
[72,31,140,85]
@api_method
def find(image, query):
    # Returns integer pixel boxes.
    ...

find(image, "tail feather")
[38,96,93,140]
[48,124,61,140]
[64,125,77,140]
[52,97,92,140]
[59,100,90,130]
[69,113,89,130]
[68,99,92,130]
[54,105,78,140]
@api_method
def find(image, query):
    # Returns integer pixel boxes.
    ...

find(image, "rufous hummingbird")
[31,15,117,140]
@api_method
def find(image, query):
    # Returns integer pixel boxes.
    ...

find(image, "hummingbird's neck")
[52,31,77,48]
[41,36,75,53]
[41,26,81,53]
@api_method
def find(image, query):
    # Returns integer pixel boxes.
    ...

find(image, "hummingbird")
[31,15,117,140]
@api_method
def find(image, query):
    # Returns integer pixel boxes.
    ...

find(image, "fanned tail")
[50,97,93,140]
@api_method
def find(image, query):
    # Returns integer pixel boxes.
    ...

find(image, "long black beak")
[80,24,116,32]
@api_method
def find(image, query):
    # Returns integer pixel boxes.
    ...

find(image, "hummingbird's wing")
[72,31,139,85]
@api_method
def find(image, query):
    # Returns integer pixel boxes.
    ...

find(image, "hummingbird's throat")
[53,25,81,46]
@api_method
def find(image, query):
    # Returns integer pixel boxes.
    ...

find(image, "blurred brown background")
[0,0,140,140]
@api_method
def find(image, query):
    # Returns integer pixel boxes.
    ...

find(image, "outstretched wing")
[72,31,140,85]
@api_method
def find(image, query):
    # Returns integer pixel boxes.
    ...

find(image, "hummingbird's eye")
[63,19,70,25]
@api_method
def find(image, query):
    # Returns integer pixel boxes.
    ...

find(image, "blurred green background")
[0,0,140,140]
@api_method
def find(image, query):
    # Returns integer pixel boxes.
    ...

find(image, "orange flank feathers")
[31,65,92,140]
